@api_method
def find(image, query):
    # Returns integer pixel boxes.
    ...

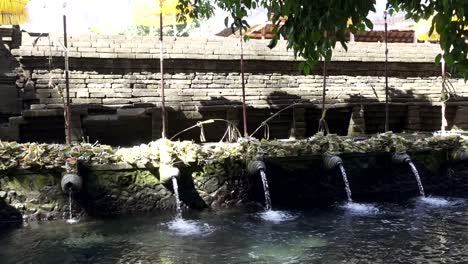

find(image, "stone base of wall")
[2,149,468,223]
[0,160,247,223]
[254,150,463,208]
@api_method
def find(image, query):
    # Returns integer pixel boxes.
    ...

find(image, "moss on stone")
[133,170,159,186]
[1,173,56,192]
[411,151,447,175]
[91,170,159,188]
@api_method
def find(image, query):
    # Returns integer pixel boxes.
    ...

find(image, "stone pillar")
[291,107,306,139]
[347,106,366,136]
[0,116,22,141]
[226,107,240,139]
[69,107,86,143]
[150,108,162,140]
[0,76,21,115]
[452,106,468,131]
[405,105,421,132]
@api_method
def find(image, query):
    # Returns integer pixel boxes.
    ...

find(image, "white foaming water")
[166,218,214,236]
[418,196,451,207]
[172,177,182,218]
[66,218,79,224]
[408,162,426,197]
[339,164,353,202]
[66,192,79,224]
[167,178,213,236]
[259,170,272,210]
[259,210,298,223]
[342,202,379,215]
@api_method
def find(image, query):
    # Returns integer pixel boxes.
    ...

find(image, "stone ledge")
[84,163,135,171]
[13,34,442,63]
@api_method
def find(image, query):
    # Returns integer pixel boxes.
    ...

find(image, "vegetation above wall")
[177,0,468,78]
[0,133,467,173]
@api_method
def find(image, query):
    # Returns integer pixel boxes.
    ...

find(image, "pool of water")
[1,196,467,263]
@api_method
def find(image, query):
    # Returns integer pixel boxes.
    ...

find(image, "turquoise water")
[0,197,467,263]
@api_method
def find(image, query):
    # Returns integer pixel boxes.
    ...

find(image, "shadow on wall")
[256,150,457,209]
[82,107,153,146]
[182,91,314,141]
[170,92,311,142]
[0,37,20,74]
[168,96,241,142]
[0,197,23,227]
[13,88,438,145]
[164,166,208,210]
[347,86,464,133]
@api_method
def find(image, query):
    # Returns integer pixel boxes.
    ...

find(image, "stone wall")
[257,150,467,208]
[2,33,468,144]
[0,159,246,223]
[2,149,468,223]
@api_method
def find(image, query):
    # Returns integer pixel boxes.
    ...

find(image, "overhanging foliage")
[177,0,468,78]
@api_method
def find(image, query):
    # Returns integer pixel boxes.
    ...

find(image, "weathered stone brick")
[72,98,102,104]
[132,90,160,97]
[76,91,89,98]
[107,93,131,98]
[90,93,106,98]
[103,98,131,104]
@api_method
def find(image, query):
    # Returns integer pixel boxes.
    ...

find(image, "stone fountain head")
[61,173,82,193]
[323,154,343,170]
[247,160,266,175]
[391,152,412,164]
[61,157,82,193]
[159,164,181,184]
[451,149,468,162]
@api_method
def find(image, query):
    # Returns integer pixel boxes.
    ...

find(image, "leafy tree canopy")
[176,0,468,78]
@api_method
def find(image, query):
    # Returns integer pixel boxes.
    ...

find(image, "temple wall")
[0,160,245,222]
[1,33,467,144]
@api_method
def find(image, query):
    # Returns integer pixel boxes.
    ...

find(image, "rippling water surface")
[1,198,467,263]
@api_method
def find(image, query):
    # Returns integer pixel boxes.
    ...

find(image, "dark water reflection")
[0,197,467,263]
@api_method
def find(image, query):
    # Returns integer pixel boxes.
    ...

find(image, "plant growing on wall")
[1,133,465,173]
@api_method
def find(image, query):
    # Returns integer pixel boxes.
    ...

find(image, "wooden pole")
[240,26,248,137]
[322,60,327,117]
[384,10,389,132]
[159,0,167,138]
[63,14,72,144]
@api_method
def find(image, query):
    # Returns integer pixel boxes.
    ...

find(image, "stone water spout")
[391,152,412,164]
[247,160,267,175]
[61,172,82,223]
[159,164,182,216]
[61,158,82,194]
[323,154,352,202]
[323,154,343,170]
[247,160,272,210]
[451,150,468,162]
[159,164,181,183]
[61,158,82,223]
[61,173,82,194]
[391,152,425,197]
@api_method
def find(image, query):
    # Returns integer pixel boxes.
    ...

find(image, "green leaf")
[435,53,442,64]
[267,38,278,49]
